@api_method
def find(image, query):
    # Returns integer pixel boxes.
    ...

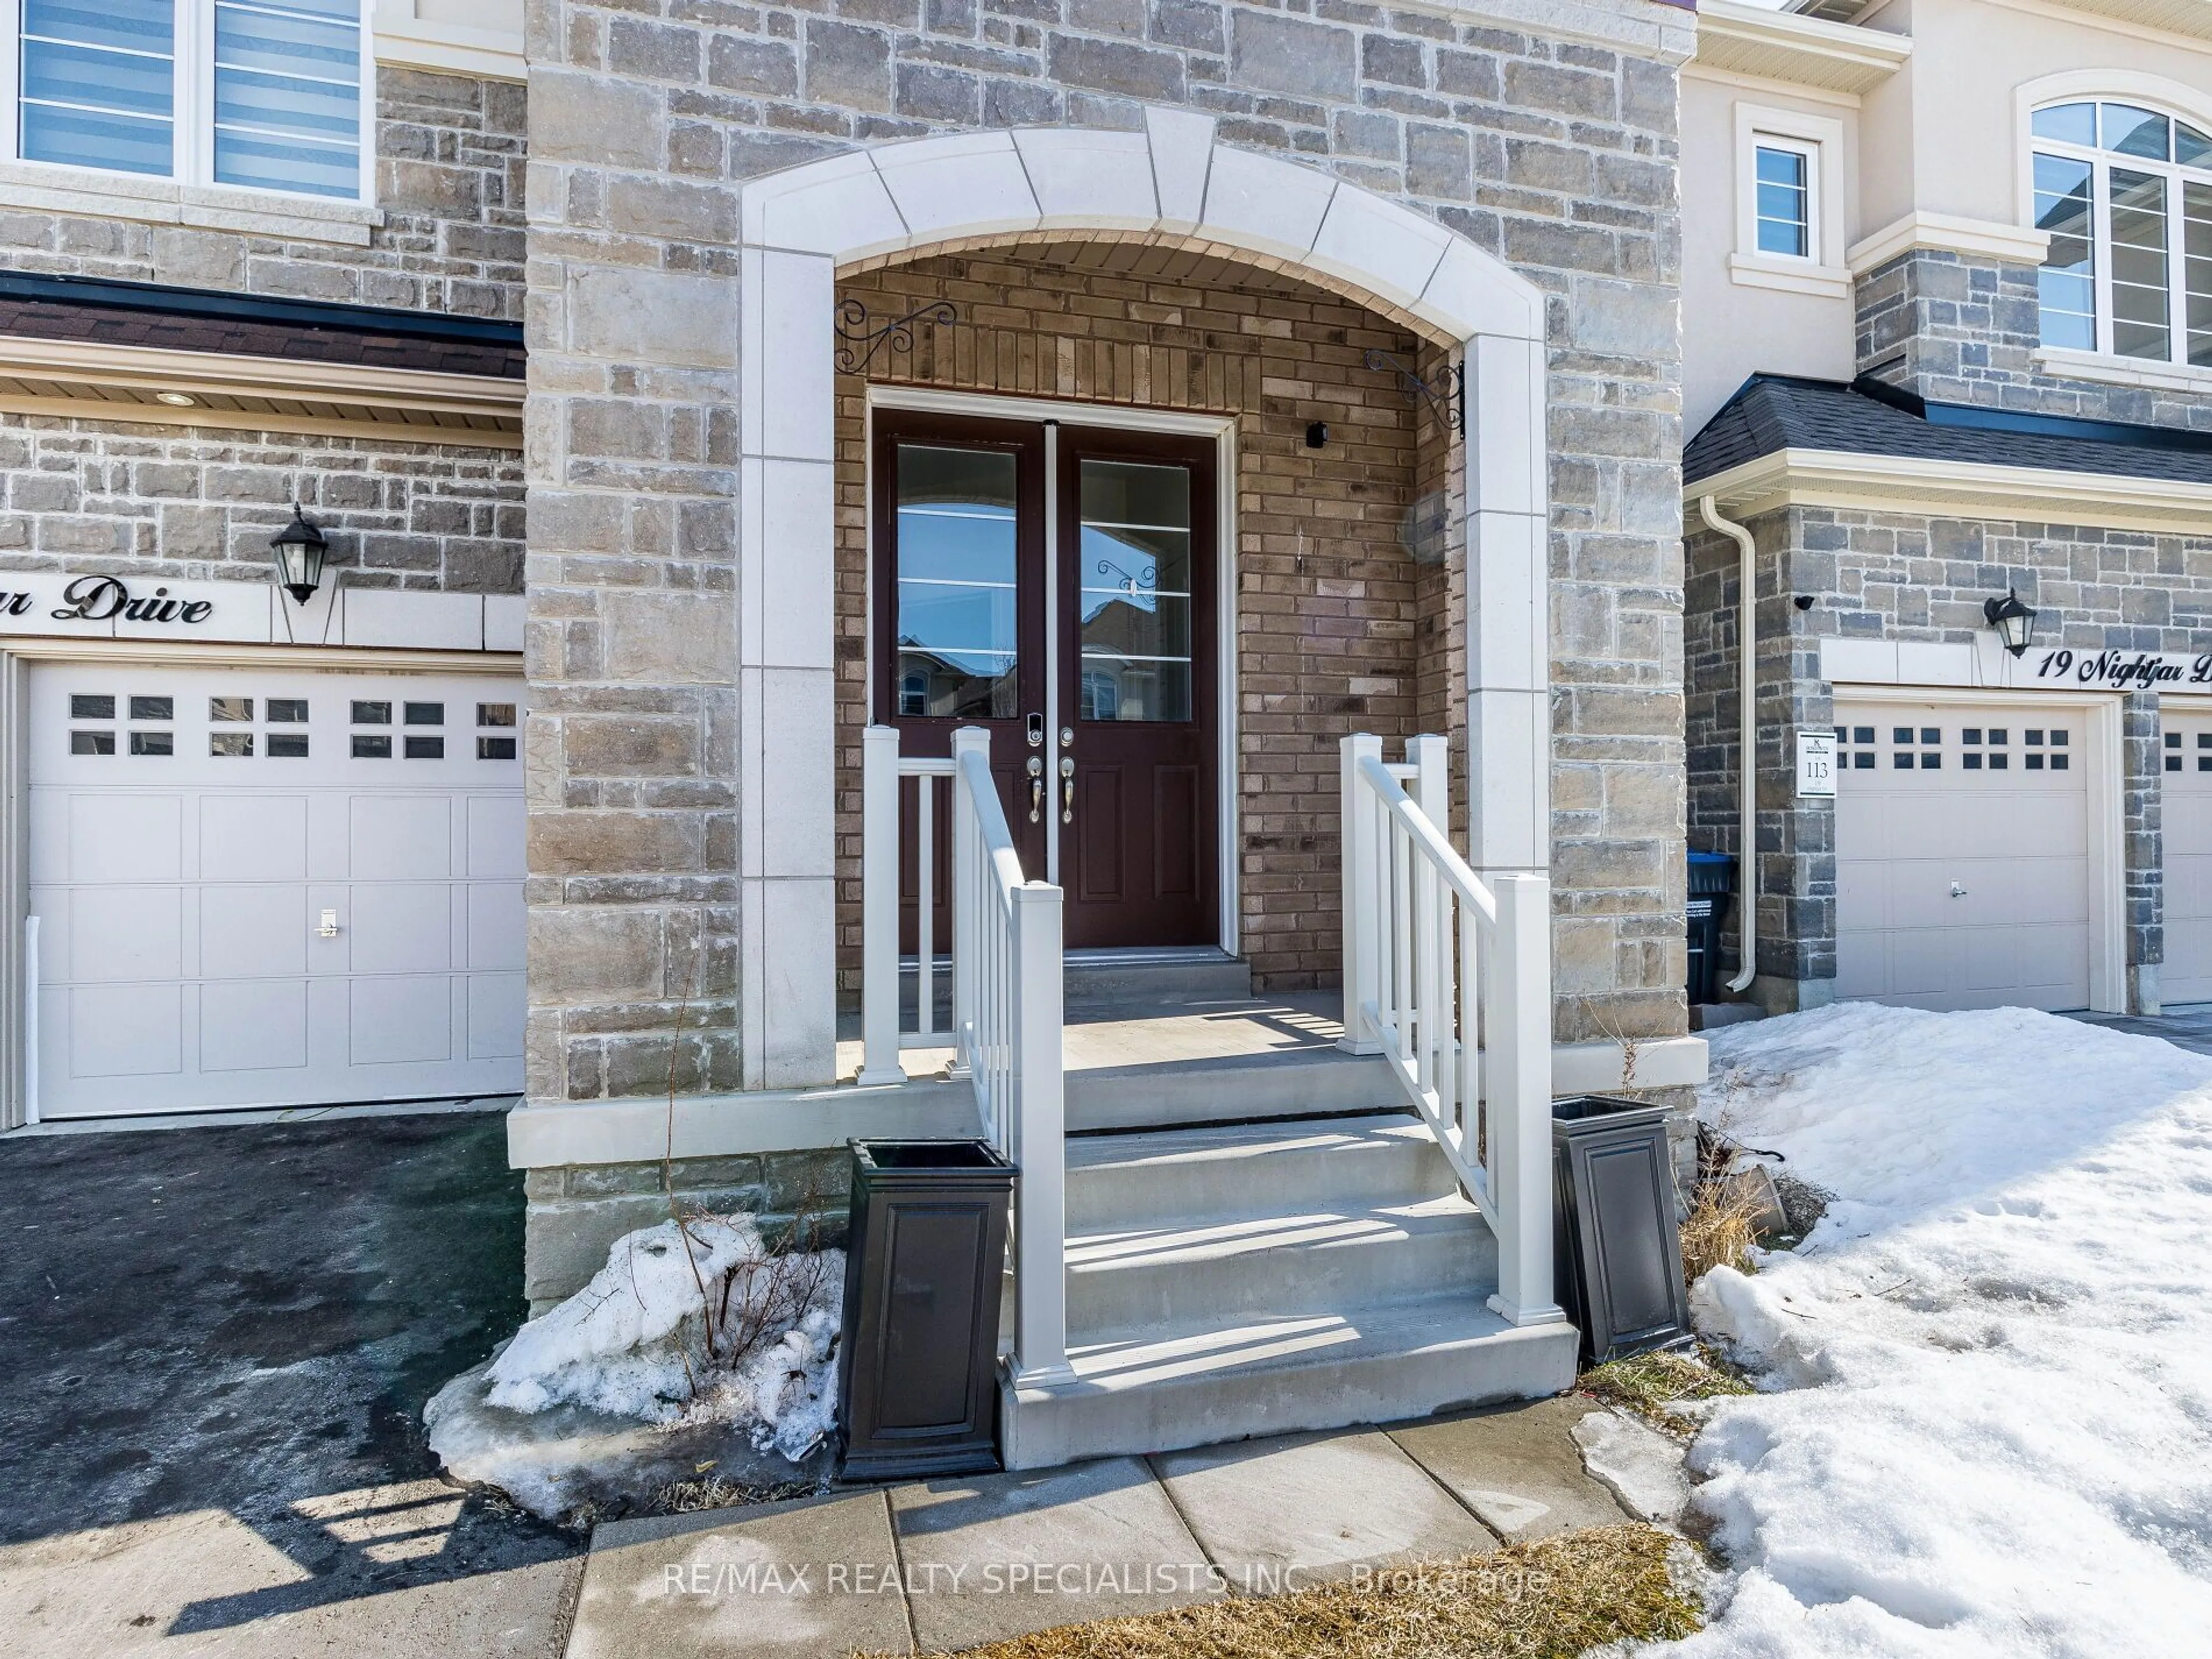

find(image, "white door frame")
[0,638,524,1131]
[865,382,1241,956]
[1832,681,2127,1014]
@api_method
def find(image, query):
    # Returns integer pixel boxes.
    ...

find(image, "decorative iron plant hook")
[1362,348,1467,435]
[836,298,959,375]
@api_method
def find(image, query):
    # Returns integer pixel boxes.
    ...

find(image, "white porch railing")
[1340,733,1567,1329]
[858,726,957,1082]
[861,723,1073,1384]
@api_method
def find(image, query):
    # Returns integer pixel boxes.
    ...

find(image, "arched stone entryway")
[733,114,1550,1088]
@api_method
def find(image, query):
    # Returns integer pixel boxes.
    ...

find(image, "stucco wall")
[1679,69,1861,433]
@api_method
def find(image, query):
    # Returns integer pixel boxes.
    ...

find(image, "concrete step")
[1063,949,1253,1003]
[1064,1115,1456,1232]
[1065,1194,1497,1339]
[1000,1297,1580,1469]
[1066,1044,1403,1131]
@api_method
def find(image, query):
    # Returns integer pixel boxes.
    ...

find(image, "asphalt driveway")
[0,1111,582,1657]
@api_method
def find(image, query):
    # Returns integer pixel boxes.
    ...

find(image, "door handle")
[317,908,341,938]
[1027,756,1044,824]
[1060,756,1075,823]
[1949,882,1968,899]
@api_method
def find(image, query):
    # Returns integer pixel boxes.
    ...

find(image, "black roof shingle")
[1684,373,2212,490]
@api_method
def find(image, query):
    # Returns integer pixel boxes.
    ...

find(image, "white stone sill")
[2032,347,2212,396]
[1727,252,1853,299]
[0,161,382,247]
[503,1035,1713,1168]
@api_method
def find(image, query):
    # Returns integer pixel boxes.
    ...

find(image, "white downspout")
[1698,495,1759,996]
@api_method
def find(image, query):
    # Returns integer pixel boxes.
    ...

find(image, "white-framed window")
[1753,139,1815,260]
[1730,103,1847,297]
[2031,99,2212,366]
[3,0,367,202]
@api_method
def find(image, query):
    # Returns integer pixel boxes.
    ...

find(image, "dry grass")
[647,1472,827,1515]
[1678,1171,1767,1285]
[1581,1346,1755,1437]
[873,1525,1700,1659]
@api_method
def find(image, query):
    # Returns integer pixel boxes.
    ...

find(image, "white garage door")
[31,662,525,1119]
[1834,700,2091,1012]
[2158,704,2212,1006]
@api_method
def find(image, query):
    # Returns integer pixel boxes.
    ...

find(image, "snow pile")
[1667,1002,2212,1656]
[482,1215,843,1450]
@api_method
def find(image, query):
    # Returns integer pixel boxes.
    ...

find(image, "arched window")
[2032,100,2212,364]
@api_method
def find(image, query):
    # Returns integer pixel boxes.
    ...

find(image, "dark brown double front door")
[872,409,1219,949]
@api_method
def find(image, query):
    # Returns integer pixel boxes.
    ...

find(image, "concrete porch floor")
[562,1395,1683,1659]
[835,991,1350,1084]
[834,991,1397,1133]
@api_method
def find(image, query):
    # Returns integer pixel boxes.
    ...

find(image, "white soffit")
[372,0,526,82]
[1687,446,2212,535]
[0,336,522,448]
[1699,0,1913,94]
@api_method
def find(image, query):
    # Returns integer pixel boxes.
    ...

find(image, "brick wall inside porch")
[831,243,1461,994]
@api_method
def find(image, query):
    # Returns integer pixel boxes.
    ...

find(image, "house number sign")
[2029,647,2212,690]
[1796,728,1836,798]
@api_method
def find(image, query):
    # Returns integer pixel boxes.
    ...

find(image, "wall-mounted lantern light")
[1982,588,2039,656]
[270,506,329,604]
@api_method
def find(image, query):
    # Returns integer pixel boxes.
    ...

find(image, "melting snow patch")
[1657,1002,2212,1656]
[1573,1406,1691,1527]
[427,1215,843,1521]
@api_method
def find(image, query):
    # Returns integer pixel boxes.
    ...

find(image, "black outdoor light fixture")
[270,505,329,604]
[1983,588,2039,656]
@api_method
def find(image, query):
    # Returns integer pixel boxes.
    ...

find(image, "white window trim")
[1731,101,1851,298]
[2013,71,2212,371]
[0,1,380,243]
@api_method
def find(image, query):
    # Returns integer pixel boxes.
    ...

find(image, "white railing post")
[1486,872,1568,1329]
[1406,734,1448,1111]
[1008,880,1073,1385]
[858,725,903,1086]
[1339,733,1384,1054]
[949,726,990,1078]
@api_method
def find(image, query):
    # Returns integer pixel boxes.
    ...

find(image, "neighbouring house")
[0,0,1713,1471]
[0,2,530,1124]
[1684,0,2212,1020]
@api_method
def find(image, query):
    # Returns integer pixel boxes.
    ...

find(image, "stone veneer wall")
[0,66,530,600]
[1855,249,2212,432]
[1685,503,2181,1009]
[0,68,526,319]
[522,0,1692,1113]
[831,247,1445,994]
[0,416,523,592]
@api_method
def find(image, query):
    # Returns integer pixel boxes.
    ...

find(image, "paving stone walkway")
[563,1396,1660,1659]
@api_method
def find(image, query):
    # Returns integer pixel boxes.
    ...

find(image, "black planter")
[1552,1096,1691,1366]
[835,1138,1014,1480]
